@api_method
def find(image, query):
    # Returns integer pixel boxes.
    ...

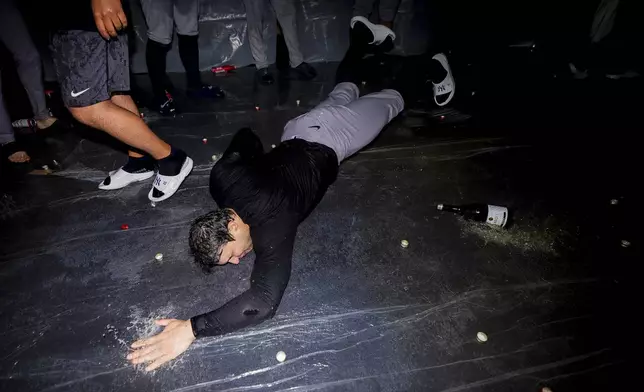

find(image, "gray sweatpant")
[282,83,404,163]
[353,0,401,23]
[244,0,304,69]
[0,0,50,144]
[140,0,199,45]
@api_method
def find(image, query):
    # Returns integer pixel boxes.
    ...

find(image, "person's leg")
[145,40,172,98]
[110,94,151,158]
[70,101,170,159]
[52,30,191,197]
[174,0,200,89]
[0,1,56,129]
[281,83,360,146]
[335,22,374,85]
[244,0,269,69]
[175,0,225,98]
[141,0,176,114]
[0,74,30,163]
[271,0,316,80]
[338,89,404,159]
[106,32,192,201]
[282,84,403,162]
[312,82,360,110]
[244,0,274,85]
[378,0,401,28]
[271,0,302,68]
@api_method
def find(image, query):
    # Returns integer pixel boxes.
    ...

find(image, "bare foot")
[8,151,30,163]
[36,116,58,130]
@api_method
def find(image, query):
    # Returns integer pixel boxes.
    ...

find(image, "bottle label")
[486,205,508,227]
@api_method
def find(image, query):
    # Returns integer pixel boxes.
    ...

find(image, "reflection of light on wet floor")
[172,279,602,390]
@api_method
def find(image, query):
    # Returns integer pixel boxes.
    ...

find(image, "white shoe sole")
[148,157,194,202]
[98,169,155,190]
[350,16,396,45]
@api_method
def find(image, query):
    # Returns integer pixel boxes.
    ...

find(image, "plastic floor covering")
[0,61,635,391]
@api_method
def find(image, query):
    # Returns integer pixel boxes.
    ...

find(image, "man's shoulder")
[251,213,300,246]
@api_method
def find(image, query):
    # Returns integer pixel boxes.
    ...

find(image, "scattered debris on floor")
[459,214,574,255]
[155,253,164,262]
[476,332,488,342]
[400,239,409,248]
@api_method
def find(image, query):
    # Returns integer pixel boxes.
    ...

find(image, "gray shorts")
[140,0,199,45]
[51,31,130,108]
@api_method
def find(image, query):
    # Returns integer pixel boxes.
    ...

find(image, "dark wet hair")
[189,209,235,273]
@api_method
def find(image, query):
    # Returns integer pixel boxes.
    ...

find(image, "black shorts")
[51,30,130,108]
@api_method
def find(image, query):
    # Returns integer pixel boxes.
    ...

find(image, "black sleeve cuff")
[190,314,224,338]
[189,317,200,339]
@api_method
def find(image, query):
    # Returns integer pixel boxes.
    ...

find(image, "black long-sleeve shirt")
[190,128,338,337]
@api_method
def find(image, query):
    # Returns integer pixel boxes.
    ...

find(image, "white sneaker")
[98,168,155,190]
[432,53,455,107]
[350,16,396,45]
[148,157,194,202]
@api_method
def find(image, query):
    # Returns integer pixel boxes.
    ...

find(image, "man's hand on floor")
[92,0,128,40]
[127,319,195,371]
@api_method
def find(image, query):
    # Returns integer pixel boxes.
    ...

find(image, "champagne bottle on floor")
[437,203,509,228]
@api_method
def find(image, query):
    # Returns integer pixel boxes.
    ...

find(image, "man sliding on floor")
[126,32,405,372]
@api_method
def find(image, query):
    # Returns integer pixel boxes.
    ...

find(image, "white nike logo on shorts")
[71,88,90,97]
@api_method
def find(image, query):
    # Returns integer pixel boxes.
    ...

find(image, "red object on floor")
[121,224,129,230]
[255,106,260,111]
[202,138,208,144]
[212,65,236,74]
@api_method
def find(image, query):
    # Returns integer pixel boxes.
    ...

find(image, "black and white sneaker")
[148,156,194,202]
[99,168,155,190]
[432,53,455,107]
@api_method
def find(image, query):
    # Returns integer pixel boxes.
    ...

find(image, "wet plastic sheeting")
[0,61,631,391]
[128,0,429,74]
